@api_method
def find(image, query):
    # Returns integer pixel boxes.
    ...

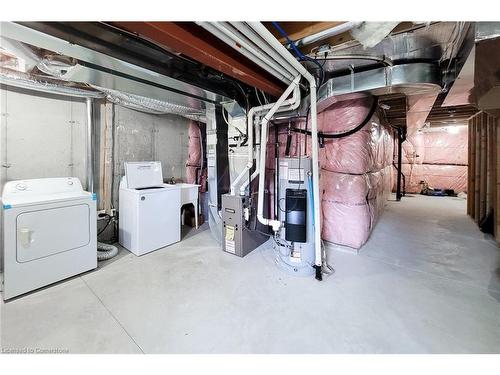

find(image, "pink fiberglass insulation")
[264,94,393,250]
[317,93,373,134]
[185,121,201,184]
[402,132,425,164]
[320,115,394,174]
[186,121,201,166]
[422,126,468,165]
[265,128,304,169]
[395,164,468,193]
[320,166,392,249]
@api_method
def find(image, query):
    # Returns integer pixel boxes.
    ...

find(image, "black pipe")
[395,126,407,201]
[285,121,292,157]
[274,124,279,220]
[292,97,378,142]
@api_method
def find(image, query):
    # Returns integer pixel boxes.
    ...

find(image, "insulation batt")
[320,166,393,249]
[321,117,393,174]
[422,127,468,165]
[395,164,468,193]
[402,132,425,164]
[185,121,201,185]
[317,95,393,249]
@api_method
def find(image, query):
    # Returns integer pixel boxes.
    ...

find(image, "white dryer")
[119,162,181,256]
[1,177,97,300]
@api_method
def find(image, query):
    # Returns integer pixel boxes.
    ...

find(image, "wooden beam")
[111,22,285,97]
[265,22,347,44]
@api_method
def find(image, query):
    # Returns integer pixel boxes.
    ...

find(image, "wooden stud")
[486,114,495,215]
[479,113,487,221]
[474,114,481,222]
[469,115,476,219]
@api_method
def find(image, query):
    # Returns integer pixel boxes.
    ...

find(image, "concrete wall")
[0,87,192,210]
[111,105,190,208]
[0,86,88,188]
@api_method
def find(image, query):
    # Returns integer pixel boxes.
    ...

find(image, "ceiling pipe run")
[197,22,297,85]
[230,22,301,79]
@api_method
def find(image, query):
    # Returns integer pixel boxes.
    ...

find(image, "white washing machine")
[119,161,181,256]
[1,177,97,300]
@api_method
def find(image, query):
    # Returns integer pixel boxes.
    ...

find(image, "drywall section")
[0,86,88,188]
[110,105,190,208]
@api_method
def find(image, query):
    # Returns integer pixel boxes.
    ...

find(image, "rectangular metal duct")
[317,63,442,112]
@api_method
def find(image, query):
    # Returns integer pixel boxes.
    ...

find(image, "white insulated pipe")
[239,116,261,195]
[256,75,301,231]
[85,98,94,193]
[230,22,301,78]
[197,22,296,85]
[249,22,322,269]
[230,84,300,195]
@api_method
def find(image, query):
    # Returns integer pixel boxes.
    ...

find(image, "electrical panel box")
[221,194,268,257]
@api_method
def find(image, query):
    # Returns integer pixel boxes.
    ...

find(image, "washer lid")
[124,161,163,189]
[1,177,93,208]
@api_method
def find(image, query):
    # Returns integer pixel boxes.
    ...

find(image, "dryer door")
[16,203,91,262]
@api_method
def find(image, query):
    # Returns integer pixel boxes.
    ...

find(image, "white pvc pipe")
[85,98,94,193]
[230,22,301,78]
[256,75,301,231]
[230,84,300,195]
[213,22,298,83]
[249,22,322,268]
[197,22,295,85]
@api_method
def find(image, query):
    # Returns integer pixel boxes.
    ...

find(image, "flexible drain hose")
[97,242,119,261]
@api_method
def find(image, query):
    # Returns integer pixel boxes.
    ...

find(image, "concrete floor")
[1,195,500,353]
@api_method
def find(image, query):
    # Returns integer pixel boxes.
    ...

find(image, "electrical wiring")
[97,213,115,237]
[271,21,325,87]
[293,96,379,140]
[254,87,264,106]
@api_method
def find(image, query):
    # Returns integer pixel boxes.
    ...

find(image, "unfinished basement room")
[1,3,500,369]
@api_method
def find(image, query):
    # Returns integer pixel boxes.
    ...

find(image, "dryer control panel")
[2,177,88,207]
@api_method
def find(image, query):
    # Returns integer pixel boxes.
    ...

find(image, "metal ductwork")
[317,63,442,112]
[0,22,233,120]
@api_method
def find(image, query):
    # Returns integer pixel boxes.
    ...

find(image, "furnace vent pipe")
[249,22,323,277]
[230,84,300,195]
[256,75,301,231]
